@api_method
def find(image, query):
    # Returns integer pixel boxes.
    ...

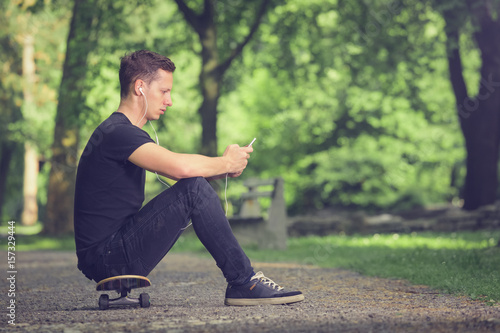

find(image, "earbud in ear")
[139,87,144,93]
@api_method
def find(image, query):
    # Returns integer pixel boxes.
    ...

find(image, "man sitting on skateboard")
[74,50,304,306]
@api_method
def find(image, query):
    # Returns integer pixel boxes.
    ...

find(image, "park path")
[1,250,499,332]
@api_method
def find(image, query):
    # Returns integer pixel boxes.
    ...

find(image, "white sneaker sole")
[224,293,305,306]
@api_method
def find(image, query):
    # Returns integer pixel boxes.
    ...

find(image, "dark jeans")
[87,177,254,286]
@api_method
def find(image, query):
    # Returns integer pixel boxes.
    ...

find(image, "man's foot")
[224,271,305,306]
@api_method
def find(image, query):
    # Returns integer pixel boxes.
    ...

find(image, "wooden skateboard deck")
[96,275,151,291]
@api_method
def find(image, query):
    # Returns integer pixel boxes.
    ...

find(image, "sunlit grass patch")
[0,234,76,251]
[0,223,75,251]
[243,231,500,304]
[0,222,43,235]
[293,231,498,250]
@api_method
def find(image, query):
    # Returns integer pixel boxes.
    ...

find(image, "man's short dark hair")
[119,50,176,98]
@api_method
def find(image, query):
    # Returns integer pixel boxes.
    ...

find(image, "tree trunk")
[0,4,23,222]
[44,0,99,235]
[21,34,39,226]
[0,143,16,220]
[460,72,500,210]
[174,0,270,156]
[462,5,500,210]
[199,20,220,157]
[442,2,500,210]
[22,142,39,225]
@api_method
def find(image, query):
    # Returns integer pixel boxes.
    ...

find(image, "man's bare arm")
[128,142,252,180]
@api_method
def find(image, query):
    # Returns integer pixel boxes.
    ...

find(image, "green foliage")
[0,0,70,223]
[219,0,466,213]
[1,0,488,221]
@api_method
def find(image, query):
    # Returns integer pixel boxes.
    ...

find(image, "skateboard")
[96,275,151,310]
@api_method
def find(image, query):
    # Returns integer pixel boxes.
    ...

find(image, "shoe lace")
[252,271,284,291]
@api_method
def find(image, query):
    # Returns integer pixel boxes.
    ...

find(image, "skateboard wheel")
[99,294,109,310]
[139,293,150,308]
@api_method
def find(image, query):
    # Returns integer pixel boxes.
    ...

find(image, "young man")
[74,50,304,306]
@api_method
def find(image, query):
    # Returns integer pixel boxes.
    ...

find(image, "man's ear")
[134,79,144,96]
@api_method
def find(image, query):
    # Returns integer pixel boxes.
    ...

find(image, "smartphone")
[248,138,256,147]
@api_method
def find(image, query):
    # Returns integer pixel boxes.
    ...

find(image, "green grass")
[4,234,76,251]
[0,222,43,235]
[0,223,75,251]
[172,230,500,305]
[2,225,499,304]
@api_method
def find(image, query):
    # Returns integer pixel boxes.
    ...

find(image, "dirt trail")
[2,251,499,332]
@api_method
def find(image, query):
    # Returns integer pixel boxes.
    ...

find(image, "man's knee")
[177,177,210,191]
[178,176,204,186]
[176,177,219,202]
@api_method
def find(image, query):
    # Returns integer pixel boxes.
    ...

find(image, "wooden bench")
[228,177,287,250]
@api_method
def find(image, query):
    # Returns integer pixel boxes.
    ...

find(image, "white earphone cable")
[225,173,229,216]
[138,89,148,125]
[140,89,170,188]
[148,120,171,188]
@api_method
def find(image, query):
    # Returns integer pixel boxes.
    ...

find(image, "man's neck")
[117,98,147,128]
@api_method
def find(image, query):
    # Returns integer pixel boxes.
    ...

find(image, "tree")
[0,1,24,222]
[173,0,271,156]
[433,0,500,210]
[21,34,39,226]
[44,0,102,234]
[221,0,465,213]
[0,0,70,224]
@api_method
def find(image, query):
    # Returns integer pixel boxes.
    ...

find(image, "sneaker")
[224,271,305,306]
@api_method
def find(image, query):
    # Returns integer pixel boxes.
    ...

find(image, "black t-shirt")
[74,112,154,256]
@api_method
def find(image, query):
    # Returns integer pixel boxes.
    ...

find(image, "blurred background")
[1,0,499,236]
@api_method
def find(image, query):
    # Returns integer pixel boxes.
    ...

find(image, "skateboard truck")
[96,275,151,310]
